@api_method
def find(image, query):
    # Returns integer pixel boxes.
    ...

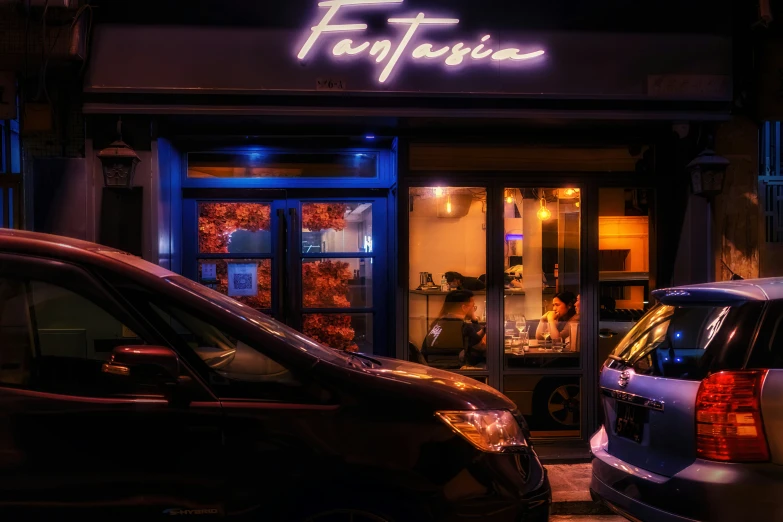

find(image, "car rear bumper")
[590,426,783,522]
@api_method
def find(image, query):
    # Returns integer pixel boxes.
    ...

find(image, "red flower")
[199,202,271,253]
[302,203,348,232]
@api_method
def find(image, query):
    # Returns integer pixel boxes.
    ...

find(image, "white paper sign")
[227,263,258,297]
[201,262,217,281]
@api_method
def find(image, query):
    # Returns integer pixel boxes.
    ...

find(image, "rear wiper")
[607,354,630,369]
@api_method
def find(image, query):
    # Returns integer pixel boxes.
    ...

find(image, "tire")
[531,377,581,432]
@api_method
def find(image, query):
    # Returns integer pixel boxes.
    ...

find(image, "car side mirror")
[102,345,181,386]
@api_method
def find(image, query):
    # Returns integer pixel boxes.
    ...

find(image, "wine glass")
[515,314,527,336]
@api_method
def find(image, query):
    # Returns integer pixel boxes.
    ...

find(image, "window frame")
[0,254,169,397]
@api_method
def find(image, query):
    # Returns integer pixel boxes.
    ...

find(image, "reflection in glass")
[303,313,373,353]
[503,188,581,370]
[407,187,487,371]
[188,152,378,179]
[301,202,373,254]
[198,202,272,254]
[504,375,581,436]
[597,188,652,367]
[197,259,272,310]
[302,258,372,308]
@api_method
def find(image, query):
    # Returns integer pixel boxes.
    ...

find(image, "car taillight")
[695,370,770,462]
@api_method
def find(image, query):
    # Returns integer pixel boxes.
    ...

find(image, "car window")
[0,277,152,396]
[146,301,326,402]
[747,301,783,369]
[608,302,763,380]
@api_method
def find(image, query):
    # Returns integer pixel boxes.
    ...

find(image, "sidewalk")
[548,463,615,516]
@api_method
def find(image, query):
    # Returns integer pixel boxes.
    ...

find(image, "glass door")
[407,185,489,383]
[294,199,383,354]
[184,194,386,355]
[500,186,583,438]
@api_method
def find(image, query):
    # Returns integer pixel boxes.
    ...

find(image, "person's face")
[552,297,569,319]
[575,295,581,315]
[461,297,477,317]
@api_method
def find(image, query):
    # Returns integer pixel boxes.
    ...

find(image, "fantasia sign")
[297,0,546,83]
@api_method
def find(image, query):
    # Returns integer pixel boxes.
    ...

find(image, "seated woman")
[536,291,578,344]
[421,290,486,369]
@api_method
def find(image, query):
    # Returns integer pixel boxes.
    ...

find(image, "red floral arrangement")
[302,203,347,231]
[198,202,271,253]
[302,260,357,352]
[198,201,358,352]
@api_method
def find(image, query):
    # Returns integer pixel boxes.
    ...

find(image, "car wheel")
[531,377,581,431]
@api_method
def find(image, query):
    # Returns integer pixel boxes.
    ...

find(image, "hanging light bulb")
[446,194,452,214]
[434,187,444,197]
[537,197,552,220]
[563,188,576,197]
[505,190,514,204]
[575,201,581,208]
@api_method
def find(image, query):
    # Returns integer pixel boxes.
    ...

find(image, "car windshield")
[163,275,353,366]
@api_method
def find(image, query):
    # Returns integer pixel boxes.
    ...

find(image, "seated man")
[422,290,486,369]
[446,271,486,291]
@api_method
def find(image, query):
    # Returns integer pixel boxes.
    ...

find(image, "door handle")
[599,329,618,339]
[287,207,302,327]
[276,209,287,321]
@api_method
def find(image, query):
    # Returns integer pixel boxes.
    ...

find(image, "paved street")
[549,463,593,503]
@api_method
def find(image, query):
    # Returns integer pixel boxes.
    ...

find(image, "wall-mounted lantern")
[688,148,730,199]
[97,118,140,188]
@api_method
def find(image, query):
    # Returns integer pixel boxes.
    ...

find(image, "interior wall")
[408,196,487,291]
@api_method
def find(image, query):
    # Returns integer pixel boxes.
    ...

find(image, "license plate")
[615,401,645,443]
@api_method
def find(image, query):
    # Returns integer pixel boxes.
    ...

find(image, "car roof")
[0,229,176,278]
[652,277,783,304]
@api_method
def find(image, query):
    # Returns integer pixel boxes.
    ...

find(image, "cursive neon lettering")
[471,35,493,59]
[298,0,404,59]
[412,43,450,59]
[299,0,545,82]
[333,39,371,55]
[445,43,471,66]
[370,40,392,62]
[492,48,546,61]
[383,13,459,82]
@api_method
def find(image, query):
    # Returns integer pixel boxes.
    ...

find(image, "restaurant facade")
[79,0,734,441]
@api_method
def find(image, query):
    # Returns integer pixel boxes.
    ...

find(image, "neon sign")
[298,0,545,83]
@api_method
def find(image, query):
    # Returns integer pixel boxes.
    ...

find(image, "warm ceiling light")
[537,198,551,221]
[506,195,514,204]
[575,201,581,208]
[563,188,576,197]
[434,187,444,197]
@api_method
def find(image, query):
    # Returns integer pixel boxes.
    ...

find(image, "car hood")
[354,355,518,411]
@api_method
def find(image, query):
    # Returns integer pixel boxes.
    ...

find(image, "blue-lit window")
[187,151,379,180]
[1,94,21,229]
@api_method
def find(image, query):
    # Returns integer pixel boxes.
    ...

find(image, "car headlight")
[436,410,528,452]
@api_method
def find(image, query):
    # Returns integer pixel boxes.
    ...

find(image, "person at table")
[567,294,580,351]
[446,271,486,291]
[536,291,577,342]
[421,290,486,369]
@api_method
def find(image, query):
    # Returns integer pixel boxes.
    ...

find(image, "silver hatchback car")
[591,278,783,522]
